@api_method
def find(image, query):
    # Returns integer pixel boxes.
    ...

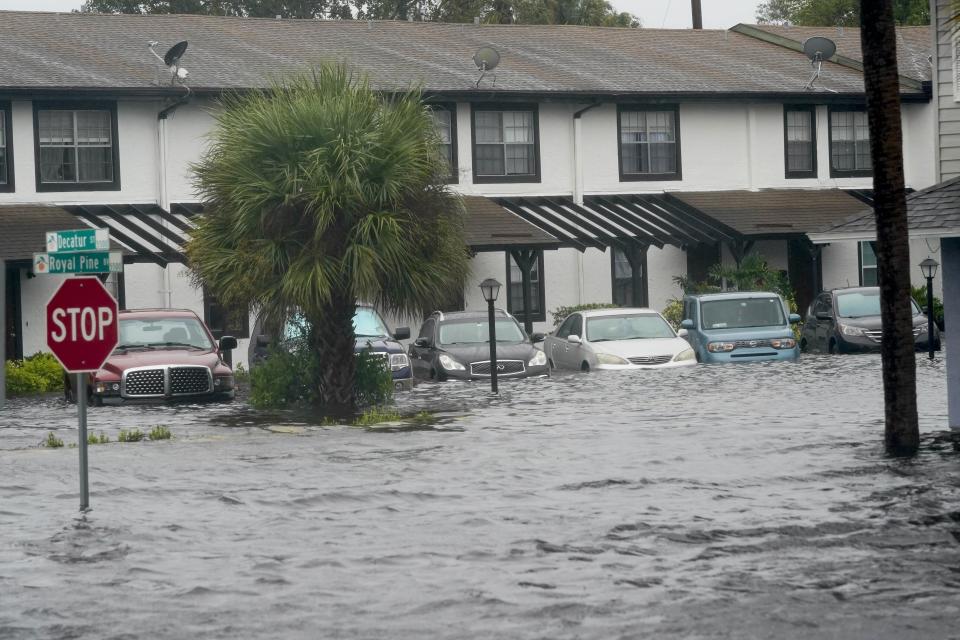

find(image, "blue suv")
[680,292,801,363]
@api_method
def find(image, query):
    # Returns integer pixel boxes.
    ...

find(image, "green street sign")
[46,229,110,254]
[33,251,122,275]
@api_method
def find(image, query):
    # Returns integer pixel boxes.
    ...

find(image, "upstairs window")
[829,108,871,177]
[429,105,457,183]
[0,103,11,191]
[472,105,540,183]
[784,106,816,178]
[35,103,120,191]
[618,106,680,181]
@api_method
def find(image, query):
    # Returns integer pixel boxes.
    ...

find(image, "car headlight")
[673,348,696,362]
[841,324,864,337]
[707,342,735,353]
[390,353,409,371]
[528,350,547,367]
[596,352,629,365]
[438,354,466,371]
[770,338,796,349]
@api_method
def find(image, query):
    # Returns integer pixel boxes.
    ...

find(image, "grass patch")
[118,428,145,443]
[44,432,64,448]
[352,407,403,426]
[87,432,109,445]
[148,425,172,441]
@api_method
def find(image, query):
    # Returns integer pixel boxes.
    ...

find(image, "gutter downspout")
[156,86,192,309]
[572,102,601,304]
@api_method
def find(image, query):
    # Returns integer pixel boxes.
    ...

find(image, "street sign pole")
[77,372,89,511]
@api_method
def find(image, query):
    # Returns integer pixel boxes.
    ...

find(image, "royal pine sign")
[33,251,122,275]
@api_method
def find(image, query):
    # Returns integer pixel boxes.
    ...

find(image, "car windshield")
[586,314,675,342]
[438,319,526,345]
[353,307,390,337]
[836,291,921,317]
[117,317,213,350]
[700,298,786,329]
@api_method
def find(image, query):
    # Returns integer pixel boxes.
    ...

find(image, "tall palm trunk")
[860,0,920,454]
[311,290,358,419]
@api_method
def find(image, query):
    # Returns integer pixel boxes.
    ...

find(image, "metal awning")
[491,194,736,251]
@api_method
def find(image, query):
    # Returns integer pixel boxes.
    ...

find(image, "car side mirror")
[815,312,832,321]
[529,332,545,343]
[789,313,802,324]
[255,334,271,347]
[567,334,582,344]
[680,319,694,329]
[219,335,238,351]
[393,327,411,341]
[677,328,689,338]
[414,337,430,348]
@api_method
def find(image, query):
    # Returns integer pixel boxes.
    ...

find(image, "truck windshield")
[700,298,785,329]
[118,317,213,350]
[438,319,526,345]
[586,314,675,341]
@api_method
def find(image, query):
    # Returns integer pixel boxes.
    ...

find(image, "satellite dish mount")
[802,36,838,93]
[473,46,500,88]
[149,40,190,86]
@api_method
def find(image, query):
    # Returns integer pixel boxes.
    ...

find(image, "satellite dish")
[802,36,836,61]
[164,41,189,67]
[473,46,500,71]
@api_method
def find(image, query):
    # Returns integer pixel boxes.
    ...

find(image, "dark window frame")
[827,105,872,178]
[0,101,13,192]
[33,100,121,192]
[429,102,458,184]
[783,105,817,179]
[610,246,649,307]
[203,290,250,340]
[858,240,878,287]
[505,250,546,323]
[471,103,541,184]
[616,104,682,182]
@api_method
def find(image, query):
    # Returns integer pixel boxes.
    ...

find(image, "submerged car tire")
[580,361,590,372]
[799,338,808,353]
[828,339,838,355]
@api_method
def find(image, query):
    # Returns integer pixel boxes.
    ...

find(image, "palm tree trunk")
[311,291,357,419]
[860,0,919,454]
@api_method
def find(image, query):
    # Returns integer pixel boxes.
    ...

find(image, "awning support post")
[510,248,537,336]
[626,245,649,308]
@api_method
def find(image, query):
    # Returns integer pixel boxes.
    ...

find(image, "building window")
[472,105,540,183]
[505,250,545,323]
[204,292,250,340]
[430,104,457,183]
[618,105,680,181]
[0,103,12,192]
[784,106,816,178]
[34,102,120,191]
[829,108,871,177]
[859,241,878,286]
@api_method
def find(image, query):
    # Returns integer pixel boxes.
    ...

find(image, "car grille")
[124,368,165,397]
[734,339,771,349]
[864,327,924,343]
[170,367,212,395]
[470,360,525,376]
[627,355,673,366]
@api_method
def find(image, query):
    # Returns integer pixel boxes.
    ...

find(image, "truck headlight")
[596,352,629,365]
[841,324,864,337]
[528,350,547,366]
[214,375,234,390]
[707,342,735,353]
[673,348,696,362]
[439,354,466,371]
[390,353,409,371]
[770,338,796,349]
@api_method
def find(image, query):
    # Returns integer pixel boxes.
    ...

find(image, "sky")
[0,0,763,28]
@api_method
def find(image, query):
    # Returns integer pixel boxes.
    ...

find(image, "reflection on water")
[1,354,959,639]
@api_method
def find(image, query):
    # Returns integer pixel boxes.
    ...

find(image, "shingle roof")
[0,11,924,97]
[809,178,960,242]
[734,23,932,83]
[461,197,558,250]
[0,205,94,261]
[673,189,871,236]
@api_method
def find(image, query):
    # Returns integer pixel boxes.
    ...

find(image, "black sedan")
[801,286,941,354]
[408,310,548,381]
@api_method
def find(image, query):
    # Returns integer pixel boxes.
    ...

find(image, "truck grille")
[170,367,212,395]
[627,355,673,366]
[124,368,165,397]
[470,360,525,376]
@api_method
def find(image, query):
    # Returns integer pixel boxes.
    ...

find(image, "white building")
[0,12,939,367]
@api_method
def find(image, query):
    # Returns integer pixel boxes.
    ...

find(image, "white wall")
[16,270,70,356]
[819,238,944,296]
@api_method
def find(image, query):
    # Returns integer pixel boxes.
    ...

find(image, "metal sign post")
[77,373,88,510]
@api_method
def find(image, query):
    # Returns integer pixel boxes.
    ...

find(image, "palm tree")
[186,64,470,418]
[859,0,920,453]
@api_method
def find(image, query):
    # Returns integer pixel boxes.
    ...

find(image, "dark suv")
[800,286,941,354]
[408,309,548,381]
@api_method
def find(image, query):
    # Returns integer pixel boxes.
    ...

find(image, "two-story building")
[0,11,938,366]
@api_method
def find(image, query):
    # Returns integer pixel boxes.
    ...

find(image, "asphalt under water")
[1,354,959,639]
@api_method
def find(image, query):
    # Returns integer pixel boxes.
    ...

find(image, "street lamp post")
[480,278,502,394]
[920,257,939,361]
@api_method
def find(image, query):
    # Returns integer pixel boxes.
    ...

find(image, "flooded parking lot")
[2,353,959,639]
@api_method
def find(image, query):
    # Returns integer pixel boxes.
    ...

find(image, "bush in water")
[5,352,65,395]
[44,432,64,448]
[118,429,145,443]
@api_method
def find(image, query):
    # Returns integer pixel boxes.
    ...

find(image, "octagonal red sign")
[46,277,119,373]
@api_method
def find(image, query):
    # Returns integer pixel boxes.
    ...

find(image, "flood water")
[2,354,959,639]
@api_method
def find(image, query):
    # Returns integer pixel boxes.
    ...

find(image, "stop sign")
[46,277,119,373]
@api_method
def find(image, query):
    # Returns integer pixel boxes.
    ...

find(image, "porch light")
[919,257,940,360]
[480,278,501,303]
[479,278,502,394]
[920,257,939,280]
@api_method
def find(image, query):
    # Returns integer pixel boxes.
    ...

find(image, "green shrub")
[148,425,172,441]
[5,352,65,396]
[233,363,250,384]
[662,298,684,329]
[118,429,144,443]
[87,432,109,445]
[44,432,64,448]
[353,406,403,426]
[550,303,619,327]
[911,286,944,329]
[354,349,393,407]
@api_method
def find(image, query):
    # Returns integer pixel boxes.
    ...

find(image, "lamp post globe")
[479,278,502,393]
[919,257,939,360]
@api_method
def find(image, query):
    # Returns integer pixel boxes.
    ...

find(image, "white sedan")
[544,308,696,371]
